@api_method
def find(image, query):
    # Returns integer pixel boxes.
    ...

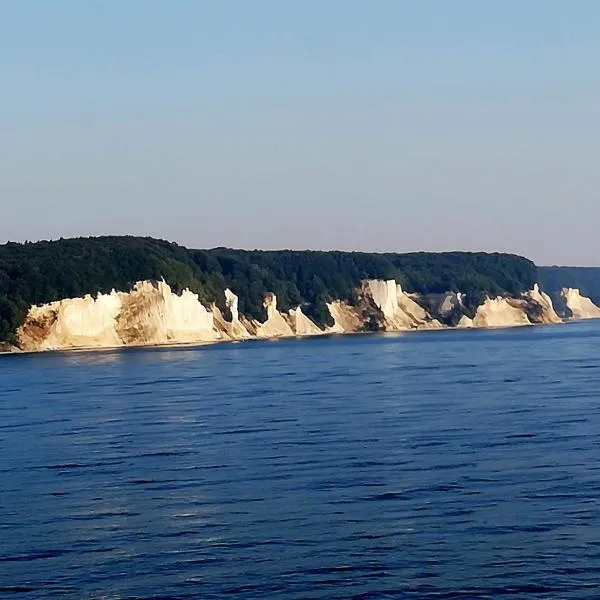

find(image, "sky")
[1,1,599,265]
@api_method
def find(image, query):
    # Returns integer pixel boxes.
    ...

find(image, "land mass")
[1,236,599,352]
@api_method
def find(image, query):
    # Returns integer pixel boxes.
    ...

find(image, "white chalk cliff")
[20,291,124,350]
[326,301,362,333]
[287,307,323,336]
[458,285,562,329]
[561,288,600,319]
[117,281,221,345]
[211,289,252,339]
[16,282,331,352]
[523,284,563,324]
[251,293,295,338]
[364,279,441,330]
[18,281,222,351]
[458,297,532,329]
[12,279,593,353]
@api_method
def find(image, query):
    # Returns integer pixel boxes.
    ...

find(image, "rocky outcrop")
[458,297,532,328]
[326,301,363,333]
[523,284,562,324]
[561,288,600,319]
[211,289,252,339]
[421,291,466,320]
[457,314,475,328]
[0,342,19,353]
[250,293,295,338]
[287,307,323,336]
[457,285,562,329]
[363,279,442,330]
[235,293,321,338]
[398,291,442,329]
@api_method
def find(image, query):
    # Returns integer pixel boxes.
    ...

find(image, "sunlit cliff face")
[17,281,221,351]
[15,280,596,353]
[561,288,600,320]
[457,287,562,329]
[16,282,325,351]
[364,279,441,330]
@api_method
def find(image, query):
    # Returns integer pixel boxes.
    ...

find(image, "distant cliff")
[560,288,600,319]
[0,241,600,352]
[539,266,600,311]
[0,236,538,344]
[15,279,567,352]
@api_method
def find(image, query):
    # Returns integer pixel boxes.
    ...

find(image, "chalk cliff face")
[239,294,324,337]
[326,301,363,333]
[18,291,124,351]
[398,290,442,329]
[458,297,532,329]
[116,281,221,345]
[17,283,327,352]
[251,293,295,338]
[18,281,222,351]
[211,289,252,339]
[363,279,441,330]
[561,288,600,319]
[523,284,562,324]
[287,307,323,336]
[457,285,562,329]
[12,279,588,353]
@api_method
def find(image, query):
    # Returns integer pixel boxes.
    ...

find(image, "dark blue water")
[2,322,600,599]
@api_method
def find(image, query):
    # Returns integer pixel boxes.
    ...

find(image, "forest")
[538,266,600,305]
[0,236,539,342]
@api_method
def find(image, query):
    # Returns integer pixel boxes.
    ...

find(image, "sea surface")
[2,322,600,599]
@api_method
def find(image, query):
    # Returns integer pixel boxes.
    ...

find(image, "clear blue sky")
[1,1,598,265]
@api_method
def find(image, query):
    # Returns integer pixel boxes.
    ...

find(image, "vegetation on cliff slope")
[539,266,600,305]
[195,248,536,325]
[0,236,537,342]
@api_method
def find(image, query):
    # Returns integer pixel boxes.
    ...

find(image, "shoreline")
[2,317,595,357]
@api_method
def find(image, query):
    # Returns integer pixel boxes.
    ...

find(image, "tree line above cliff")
[538,267,600,306]
[0,236,538,342]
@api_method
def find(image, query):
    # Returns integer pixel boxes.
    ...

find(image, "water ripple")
[2,322,600,598]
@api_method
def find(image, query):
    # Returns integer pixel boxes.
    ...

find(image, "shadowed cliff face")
[12,279,593,353]
[0,342,20,353]
[521,284,563,325]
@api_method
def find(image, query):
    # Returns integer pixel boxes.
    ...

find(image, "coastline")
[5,277,600,356]
[2,317,591,357]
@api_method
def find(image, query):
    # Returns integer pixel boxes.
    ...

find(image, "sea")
[2,321,600,599]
